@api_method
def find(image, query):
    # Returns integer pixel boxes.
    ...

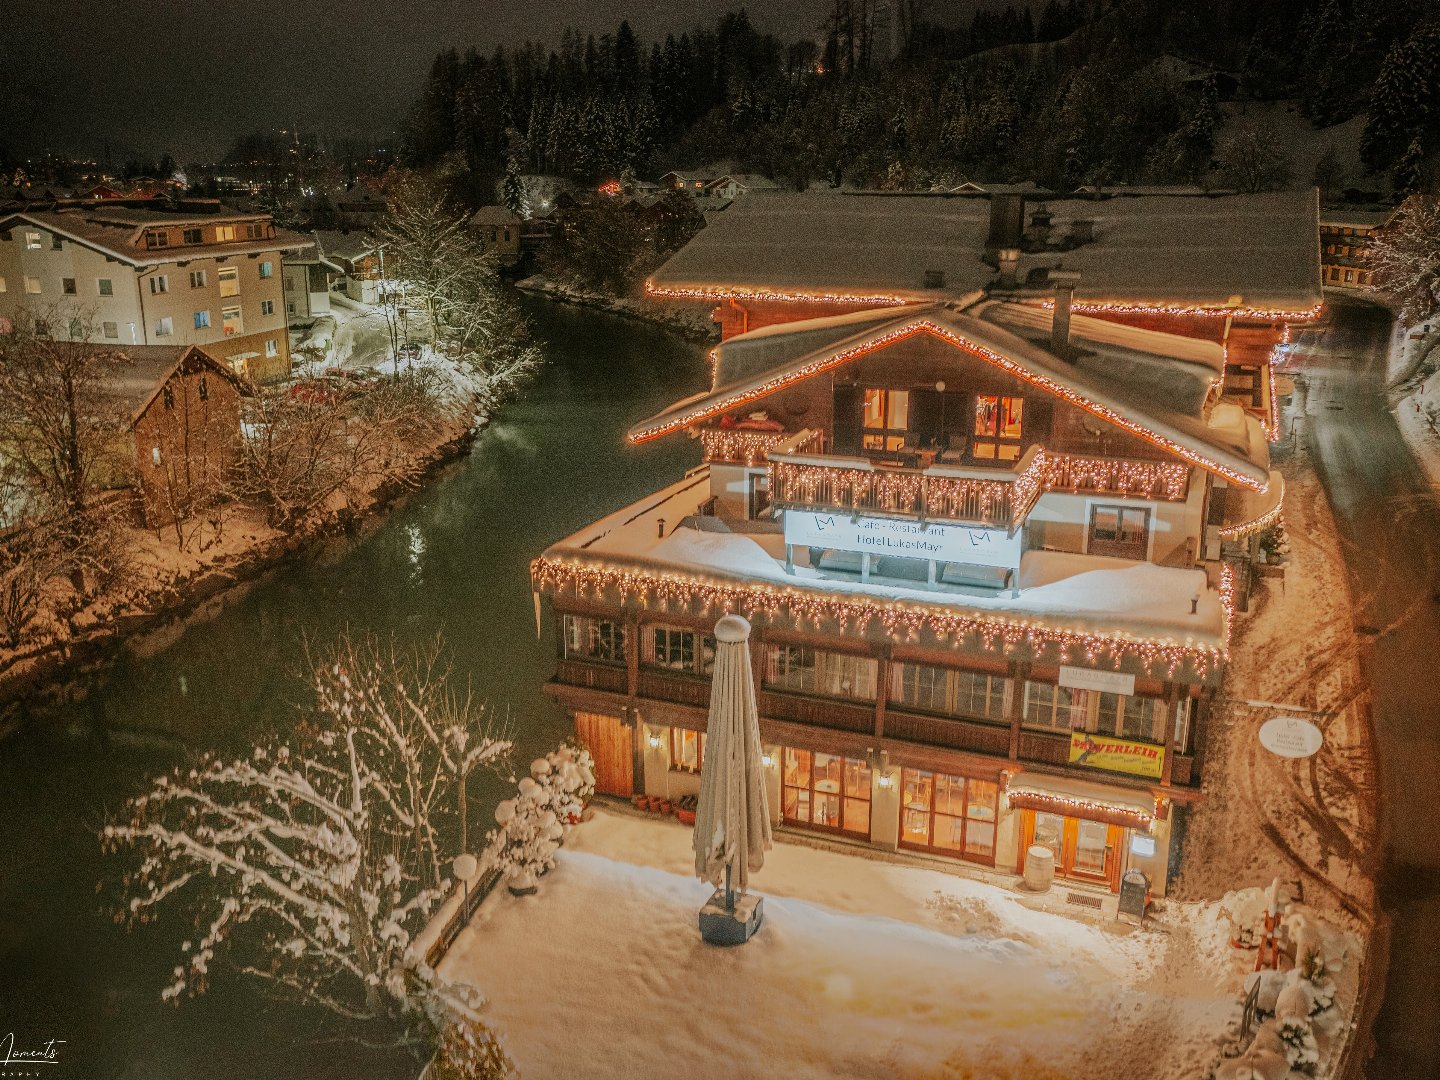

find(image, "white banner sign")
[783,511,1021,568]
[1059,664,1137,696]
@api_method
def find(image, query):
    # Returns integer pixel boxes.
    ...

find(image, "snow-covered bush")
[1275,1008,1319,1075]
[431,1018,515,1080]
[487,744,595,893]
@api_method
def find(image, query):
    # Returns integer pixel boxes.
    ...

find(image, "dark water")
[0,297,708,1080]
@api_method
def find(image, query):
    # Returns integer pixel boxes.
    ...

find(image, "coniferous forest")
[401,0,1439,206]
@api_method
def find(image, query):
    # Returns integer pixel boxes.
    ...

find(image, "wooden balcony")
[555,658,628,695]
[769,447,1044,530]
[701,426,821,467]
[768,446,1189,532]
[884,708,1012,756]
[760,690,876,735]
[637,668,713,709]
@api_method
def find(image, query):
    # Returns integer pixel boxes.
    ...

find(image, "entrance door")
[1088,505,1151,560]
[1019,811,1124,891]
[574,711,634,796]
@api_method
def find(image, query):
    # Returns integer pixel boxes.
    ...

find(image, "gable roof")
[647,190,1321,316]
[627,299,1269,491]
[0,207,312,267]
[99,344,252,424]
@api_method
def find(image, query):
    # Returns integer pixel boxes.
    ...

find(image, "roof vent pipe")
[1048,271,1082,359]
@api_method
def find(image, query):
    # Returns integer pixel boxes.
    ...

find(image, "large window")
[862,388,910,451]
[643,625,714,676]
[890,663,1009,723]
[218,267,240,297]
[216,225,236,242]
[899,769,998,862]
[973,395,1024,461]
[670,729,704,773]
[1023,681,1171,745]
[1088,505,1150,560]
[562,613,627,664]
[221,305,243,337]
[764,645,877,701]
[782,748,871,836]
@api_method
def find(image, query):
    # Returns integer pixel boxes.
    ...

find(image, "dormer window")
[183,227,203,244]
[146,230,169,249]
[215,225,236,242]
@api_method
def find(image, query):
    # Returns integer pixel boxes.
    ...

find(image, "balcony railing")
[760,690,876,735]
[701,426,821,467]
[769,446,1189,529]
[555,658,628,695]
[884,709,1012,756]
[769,446,1045,530]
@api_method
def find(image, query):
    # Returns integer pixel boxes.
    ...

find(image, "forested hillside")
[403,0,1437,204]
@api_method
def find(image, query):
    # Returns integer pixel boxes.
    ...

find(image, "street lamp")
[453,853,479,913]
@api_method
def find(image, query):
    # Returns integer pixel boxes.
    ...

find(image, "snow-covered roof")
[1,208,311,267]
[628,299,1269,491]
[534,470,1229,670]
[647,191,1321,314]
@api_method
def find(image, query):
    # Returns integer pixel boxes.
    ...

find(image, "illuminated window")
[215,225,236,242]
[972,395,1023,461]
[861,388,910,451]
[221,306,243,337]
[218,267,240,297]
[782,749,871,836]
[899,770,997,862]
[1022,681,1170,745]
[562,613,627,664]
[154,316,173,337]
[24,277,41,294]
[644,625,715,675]
[1088,504,1150,559]
[24,231,41,250]
[764,645,877,701]
[890,663,1009,722]
[669,729,704,772]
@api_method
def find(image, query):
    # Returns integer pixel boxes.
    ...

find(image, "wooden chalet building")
[533,190,1320,895]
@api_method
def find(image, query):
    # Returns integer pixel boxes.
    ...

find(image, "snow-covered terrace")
[438,808,1251,1080]
[533,469,1229,669]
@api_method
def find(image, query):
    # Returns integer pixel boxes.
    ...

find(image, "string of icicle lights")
[632,321,1268,492]
[531,556,1235,680]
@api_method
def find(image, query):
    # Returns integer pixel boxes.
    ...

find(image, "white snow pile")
[440,809,1277,1080]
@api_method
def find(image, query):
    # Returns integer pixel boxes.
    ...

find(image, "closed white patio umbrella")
[693,614,772,944]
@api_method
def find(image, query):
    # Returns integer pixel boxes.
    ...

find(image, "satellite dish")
[1258,716,1323,759]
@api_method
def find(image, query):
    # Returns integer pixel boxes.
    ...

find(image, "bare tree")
[0,307,131,514]
[103,632,513,1042]
[236,373,446,527]
[1216,121,1294,194]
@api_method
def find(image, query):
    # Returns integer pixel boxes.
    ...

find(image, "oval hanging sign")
[1259,716,1324,759]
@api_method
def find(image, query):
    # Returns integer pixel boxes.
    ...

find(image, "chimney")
[985,193,1025,256]
[1069,217,1095,245]
[1024,208,1053,248]
[1048,271,1082,358]
[997,247,1020,290]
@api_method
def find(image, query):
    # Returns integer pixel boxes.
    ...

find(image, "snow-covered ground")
[1385,318,1440,490]
[440,808,1303,1080]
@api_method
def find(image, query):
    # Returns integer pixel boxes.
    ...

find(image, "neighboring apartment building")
[0,199,311,383]
[1318,210,1389,289]
[534,190,1320,896]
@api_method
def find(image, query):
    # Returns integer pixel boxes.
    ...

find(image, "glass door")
[1070,819,1112,880]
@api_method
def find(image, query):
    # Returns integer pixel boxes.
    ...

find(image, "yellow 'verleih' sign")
[1068,731,1165,780]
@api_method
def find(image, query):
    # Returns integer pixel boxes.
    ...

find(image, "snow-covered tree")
[488,745,594,893]
[103,632,513,1044]
[1370,194,1440,325]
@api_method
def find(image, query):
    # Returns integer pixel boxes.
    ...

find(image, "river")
[0,297,709,1080]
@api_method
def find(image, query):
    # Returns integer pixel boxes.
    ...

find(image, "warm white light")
[647,732,663,750]
[761,753,775,768]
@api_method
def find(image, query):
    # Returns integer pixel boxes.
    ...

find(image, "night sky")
[2,0,832,163]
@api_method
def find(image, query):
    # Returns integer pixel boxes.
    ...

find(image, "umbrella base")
[699,890,764,946]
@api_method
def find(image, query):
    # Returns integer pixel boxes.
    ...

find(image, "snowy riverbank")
[515,274,718,342]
